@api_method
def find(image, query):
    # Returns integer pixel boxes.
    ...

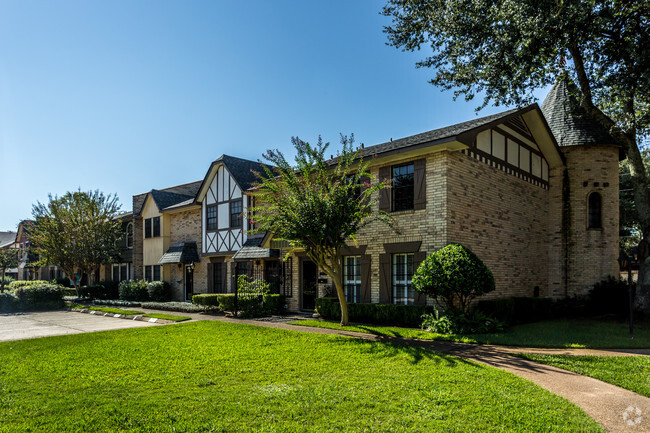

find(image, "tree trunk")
[333,277,349,326]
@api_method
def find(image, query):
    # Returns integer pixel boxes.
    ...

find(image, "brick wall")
[168,207,205,301]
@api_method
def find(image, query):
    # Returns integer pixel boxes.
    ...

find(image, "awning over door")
[159,241,200,264]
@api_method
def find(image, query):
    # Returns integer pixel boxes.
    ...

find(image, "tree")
[412,243,495,314]
[29,190,123,296]
[250,135,392,325]
[0,248,18,292]
[383,0,650,309]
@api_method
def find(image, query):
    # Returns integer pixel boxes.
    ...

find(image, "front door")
[185,266,194,301]
[301,260,318,311]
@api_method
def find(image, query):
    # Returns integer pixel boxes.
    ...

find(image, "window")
[145,266,152,282]
[207,205,217,231]
[212,263,223,293]
[230,199,243,228]
[588,192,602,229]
[145,218,152,239]
[392,163,414,212]
[343,256,361,303]
[126,223,133,248]
[392,253,414,305]
[112,263,130,282]
[152,217,161,237]
[153,265,161,281]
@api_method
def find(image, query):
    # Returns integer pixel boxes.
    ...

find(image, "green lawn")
[290,318,650,348]
[142,313,191,322]
[518,354,650,398]
[0,321,602,432]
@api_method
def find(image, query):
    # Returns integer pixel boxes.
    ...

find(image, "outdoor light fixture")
[187,262,195,273]
[617,252,635,339]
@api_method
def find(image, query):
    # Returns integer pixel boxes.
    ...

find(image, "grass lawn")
[290,318,650,349]
[0,321,602,432]
[517,354,650,398]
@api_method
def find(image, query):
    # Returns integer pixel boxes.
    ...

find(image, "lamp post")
[617,252,635,339]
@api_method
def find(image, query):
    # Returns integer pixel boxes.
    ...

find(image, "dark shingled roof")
[150,189,194,212]
[358,106,526,158]
[133,180,202,216]
[0,231,16,248]
[217,154,267,190]
[232,235,279,260]
[159,242,201,264]
[541,77,616,147]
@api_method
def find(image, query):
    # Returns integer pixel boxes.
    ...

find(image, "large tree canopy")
[383,0,650,309]
[250,135,392,325]
[29,190,123,295]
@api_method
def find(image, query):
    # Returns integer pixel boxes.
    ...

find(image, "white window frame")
[392,253,414,305]
[343,256,361,303]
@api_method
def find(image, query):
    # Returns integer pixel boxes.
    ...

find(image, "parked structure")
[128,79,620,309]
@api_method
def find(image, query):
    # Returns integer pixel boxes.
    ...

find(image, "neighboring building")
[0,231,19,280]
[129,79,620,310]
[99,212,135,284]
[15,220,64,282]
[132,180,203,300]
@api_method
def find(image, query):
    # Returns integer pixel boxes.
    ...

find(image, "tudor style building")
[129,78,620,310]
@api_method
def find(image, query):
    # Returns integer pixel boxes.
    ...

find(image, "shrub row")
[0,283,64,312]
[192,293,285,317]
[8,280,50,289]
[315,297,434,328]
[141,301,207,313]
[476,297,555,325]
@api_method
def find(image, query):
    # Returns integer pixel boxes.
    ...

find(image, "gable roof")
[133,180,202,216]
[150,189,195,212]
[358,105,542,159]
[0,231,16,248]
[541,77,617,148]
[195,154,267,202]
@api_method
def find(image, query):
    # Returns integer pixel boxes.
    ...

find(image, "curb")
[69,308,180,324]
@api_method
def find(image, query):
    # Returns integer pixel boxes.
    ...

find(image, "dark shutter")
[378,253,391,303]
[378,166,391,212]
[207,263,214,293]
[413,158,426,210]
[360,254,372,303]
[359,176,370,207]
[413,251,427,305]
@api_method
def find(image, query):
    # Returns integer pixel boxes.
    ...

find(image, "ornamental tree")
[250,135,393,325]
[0,248,18,292]
[383,0,650,310]
[412,243,495,314]
[29,190,123,296]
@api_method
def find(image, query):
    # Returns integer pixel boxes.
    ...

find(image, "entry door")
[185,266,194,301]
[301,260,318,311]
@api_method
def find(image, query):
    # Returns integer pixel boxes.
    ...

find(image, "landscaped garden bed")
[0,321,602,432]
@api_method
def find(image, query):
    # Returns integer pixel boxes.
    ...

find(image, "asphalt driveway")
[0,310,158,342]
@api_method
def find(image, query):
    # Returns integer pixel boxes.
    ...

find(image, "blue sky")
[0,0,550,230]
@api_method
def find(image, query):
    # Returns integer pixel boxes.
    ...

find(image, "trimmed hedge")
[8,280,50,289]
[79,282,119,300]
[315,297,433,327]
[0,283,64,312]
[194,293,286,317]
[118,280,149,301]
[141,301,207,313]
[476,297,555,325]
[147,281,171,302]
[193,294,220,307]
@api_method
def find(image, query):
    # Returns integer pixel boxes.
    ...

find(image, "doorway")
[301,260,318,311]
[185,265,194,301]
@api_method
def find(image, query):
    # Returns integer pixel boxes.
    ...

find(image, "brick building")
[130,78,621,308]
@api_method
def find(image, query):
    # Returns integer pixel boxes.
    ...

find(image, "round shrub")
[118,280,149,301]
[412,243,495,314]
[147,281,171,302]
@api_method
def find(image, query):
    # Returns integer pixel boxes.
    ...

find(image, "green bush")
[56,277,72,287]
[476,297,555,325]
[216,294,236,312]
[589,277,634,317]
[412,243,495,314]
[1,275,15,286]
[212,292,284,317]
[0,291,17,312]
[79,281,119,300]
[93,299,142,307]
[141,301,206,313]
[118,280,149,301]
[147,281,171,302]
[315,297,434,327]
[193,294,221,307]
[8,280,50,289]
[263,294,286,314]
[421,308,504,334]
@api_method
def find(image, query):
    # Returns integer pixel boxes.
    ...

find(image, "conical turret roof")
[541,76,616,147]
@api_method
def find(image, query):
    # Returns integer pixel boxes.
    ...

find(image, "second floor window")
[588,192,602,229]
[144,217,161,238]
[230,200,243,228]
[392,163,414,211]
[207,205,217,231]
